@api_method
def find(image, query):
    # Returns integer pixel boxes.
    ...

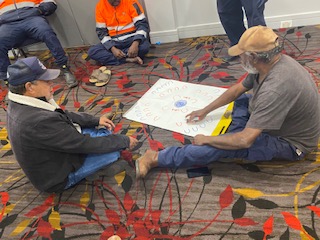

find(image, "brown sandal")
[89,69,101,83]
[95,69,111,87]
[89,67,111,87]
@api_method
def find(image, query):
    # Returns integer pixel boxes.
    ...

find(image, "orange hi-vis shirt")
[0,0,56,15]
[96,0,147,42]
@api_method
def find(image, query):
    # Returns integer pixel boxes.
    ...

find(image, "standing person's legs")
[241,0,267,27]
[64,128,120,189]
[0,22,26,80]
[23,16,68,66]
[217,0,246,46]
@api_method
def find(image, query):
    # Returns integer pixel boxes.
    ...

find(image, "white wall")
[26,0,320,49]
[144,0,320,44]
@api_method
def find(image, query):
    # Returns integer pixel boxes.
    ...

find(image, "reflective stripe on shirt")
[0,0,56,15]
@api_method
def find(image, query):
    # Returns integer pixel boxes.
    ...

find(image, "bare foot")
[107,235,121,240]
[136,150,158,179]
[126,56,143,65]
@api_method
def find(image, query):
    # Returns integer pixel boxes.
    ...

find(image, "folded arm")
[194,127,262,150]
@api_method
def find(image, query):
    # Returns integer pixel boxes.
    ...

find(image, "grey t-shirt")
[242,54,320,153]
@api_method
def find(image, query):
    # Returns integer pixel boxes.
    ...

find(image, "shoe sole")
[67,82,78,88]
[135,158,141,180]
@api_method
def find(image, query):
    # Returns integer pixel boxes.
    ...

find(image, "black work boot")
[0,79,8,88]
[60,65,78,88]
[0,73,8,87]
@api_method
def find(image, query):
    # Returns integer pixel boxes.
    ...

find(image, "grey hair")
[8,84,27,95]
[8,80,38,95]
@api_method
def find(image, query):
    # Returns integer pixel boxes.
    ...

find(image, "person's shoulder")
[126,0,140,5]
[96,0,106,8]
[10,104,59,126]
[279,54,304,69]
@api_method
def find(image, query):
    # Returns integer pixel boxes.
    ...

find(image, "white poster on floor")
[124,78,230,137]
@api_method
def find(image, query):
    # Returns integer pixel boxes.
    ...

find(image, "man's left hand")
[127,41,140,58]
[99,115,115,130]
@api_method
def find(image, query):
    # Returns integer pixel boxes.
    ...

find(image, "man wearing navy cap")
[6,57,138,193]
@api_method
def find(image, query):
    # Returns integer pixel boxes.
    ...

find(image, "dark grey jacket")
[7,92,130,193]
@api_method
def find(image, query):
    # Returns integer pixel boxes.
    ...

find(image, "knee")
[0,36,12,50]
[139,41,150,56]
[88,46,97,57]
[88,45,110,58]
[234,94,250,107]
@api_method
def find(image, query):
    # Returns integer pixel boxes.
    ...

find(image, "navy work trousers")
[158,94,302,168]
[217,0,267,46]
[0,16,67,79]
[88,37,150,66]
[64,128,120,189]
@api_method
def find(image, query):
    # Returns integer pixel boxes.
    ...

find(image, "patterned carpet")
[1,25,320,240]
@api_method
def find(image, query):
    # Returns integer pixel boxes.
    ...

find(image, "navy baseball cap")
[7,57,60,86]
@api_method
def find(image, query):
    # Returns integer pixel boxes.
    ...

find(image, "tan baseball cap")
[228,26,279,56]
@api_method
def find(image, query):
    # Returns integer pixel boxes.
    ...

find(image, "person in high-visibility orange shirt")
[88,0,150,66]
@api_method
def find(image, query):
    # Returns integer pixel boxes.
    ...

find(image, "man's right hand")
[111,47,126,59]
[185,109,207,123]
[128,137,138,150]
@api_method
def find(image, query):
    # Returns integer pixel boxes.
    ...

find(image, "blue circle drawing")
[174,99,187,108]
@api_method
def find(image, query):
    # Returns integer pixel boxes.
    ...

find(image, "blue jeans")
[88,37,150,65]
[0,16,68,77]
[217,0,267,46]
[158,94,302,168]
[64,128,120,189]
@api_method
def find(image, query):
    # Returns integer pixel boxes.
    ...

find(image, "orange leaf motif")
[105,209,120,225]
[263,215,274,237]
[113,123,123,133]
[212,71,230,79]
[172,132,184,143]
[37,218,53,239]
[25,195,54,218]
[100,226,115,240]
[307,206,320,217]
[124,193,134,212]
[148,139,164,151]
[0,192,9,205]
[234,217,258,226]
[282,212,302,230]
[219,185,233,209]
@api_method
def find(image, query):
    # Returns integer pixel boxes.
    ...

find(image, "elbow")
[238,138,254,149]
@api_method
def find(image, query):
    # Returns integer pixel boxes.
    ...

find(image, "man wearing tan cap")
[135,26,320,178]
